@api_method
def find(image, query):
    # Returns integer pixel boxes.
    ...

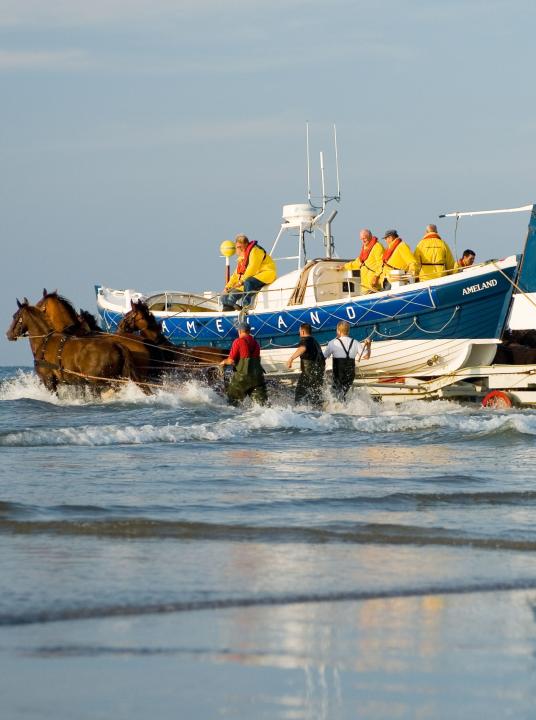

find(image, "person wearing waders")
[219,322,267,405]
[286,323,325,409]
[323,320,371,401]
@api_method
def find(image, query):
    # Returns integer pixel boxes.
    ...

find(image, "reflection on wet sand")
[202,591,535,718]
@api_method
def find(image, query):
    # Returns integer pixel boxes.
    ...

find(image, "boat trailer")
[354,364,536,408]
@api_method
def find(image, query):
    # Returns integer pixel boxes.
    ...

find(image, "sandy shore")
[2,588,536,719]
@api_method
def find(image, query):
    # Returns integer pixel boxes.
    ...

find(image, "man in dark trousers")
[286,323,325,408]
[323,320,371,401]
[220,322,267,405]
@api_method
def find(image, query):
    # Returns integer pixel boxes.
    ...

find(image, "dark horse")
[36,289,156,379]
[6,300,143,394]
[118,299,228,378]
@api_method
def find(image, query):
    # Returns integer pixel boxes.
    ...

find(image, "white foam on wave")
[349,402,536,437]
[0,402,338,447]
[3,370,536,446]
[0,370,225,410]
[0,370,65,405]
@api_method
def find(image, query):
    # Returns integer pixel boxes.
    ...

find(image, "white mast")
[270,124,342,268]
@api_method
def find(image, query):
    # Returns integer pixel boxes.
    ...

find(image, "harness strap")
[34,359,60,371]
[56,334,69,370]
[336,337,354,358]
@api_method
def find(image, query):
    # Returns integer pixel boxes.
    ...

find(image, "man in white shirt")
[323,321,371,400]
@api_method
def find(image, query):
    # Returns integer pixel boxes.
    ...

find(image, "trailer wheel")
[481,390,513,408]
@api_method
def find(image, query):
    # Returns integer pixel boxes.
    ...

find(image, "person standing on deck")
[323,321,371,401]
[337,229,384,293]
[219,322,268,405]
[414,224,455,281]
[221,234,277,311]
[286,323,325,409]
[379,230,418,289]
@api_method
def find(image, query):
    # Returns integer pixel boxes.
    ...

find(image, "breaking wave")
[1,401,535,446]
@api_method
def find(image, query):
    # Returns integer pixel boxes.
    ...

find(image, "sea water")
[1,365,536,719]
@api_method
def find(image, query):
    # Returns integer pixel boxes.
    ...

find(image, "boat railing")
[145,259,495,317]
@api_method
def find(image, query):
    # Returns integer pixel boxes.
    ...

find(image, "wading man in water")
[219,322,268,405]
[286,323,325,409]
[323,320,371,401]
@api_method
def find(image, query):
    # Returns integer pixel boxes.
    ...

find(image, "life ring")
[481,390,513,408]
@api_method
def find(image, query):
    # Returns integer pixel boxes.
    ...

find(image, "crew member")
[221,234,277,311]
[323,320,371,401]
[286,323,325,408]
[454,249,476,272]
[338,228,384,293]
[414,224,455,281]
[219,322,267,405]
[379,229,418,289]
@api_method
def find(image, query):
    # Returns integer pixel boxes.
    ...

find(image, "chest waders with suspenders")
[226,356,267,405]
[332,338,356,399]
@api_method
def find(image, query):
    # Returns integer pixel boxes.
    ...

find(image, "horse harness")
[34,332,70,372]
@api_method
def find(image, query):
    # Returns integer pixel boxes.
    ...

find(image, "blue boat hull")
[96,262,517,353]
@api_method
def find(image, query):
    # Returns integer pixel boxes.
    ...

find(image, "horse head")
[119,300,150,334]
[6,299,44,340]
[36,290,81,332]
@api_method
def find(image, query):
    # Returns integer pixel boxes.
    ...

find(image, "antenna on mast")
[320,151,326,211]
[333,124,341,201]
[306,122,312,205]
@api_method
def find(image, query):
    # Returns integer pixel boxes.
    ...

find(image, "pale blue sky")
[2,0,534,364]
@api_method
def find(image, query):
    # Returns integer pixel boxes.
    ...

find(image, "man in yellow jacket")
[414,224,455,281]
[338,229,384,293]
[221,234,277,311]
[454,248,476,272]
[379,229,418,288]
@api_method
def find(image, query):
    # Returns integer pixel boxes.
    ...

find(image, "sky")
[1,0,535,364]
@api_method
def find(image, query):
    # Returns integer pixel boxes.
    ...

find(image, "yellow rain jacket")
[414,232,455,281]
[343,239,384,293]
[226,243,277,291]
[380,239,418,286]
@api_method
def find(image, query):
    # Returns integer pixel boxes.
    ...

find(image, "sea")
[1,364,536,719]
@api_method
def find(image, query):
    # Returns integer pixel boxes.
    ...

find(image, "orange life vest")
[359,237,378,263]
[236,241,258,275]
[383,237,402,264]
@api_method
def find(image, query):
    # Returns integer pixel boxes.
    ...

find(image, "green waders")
[295,359,325,409]
[226,356,268,406]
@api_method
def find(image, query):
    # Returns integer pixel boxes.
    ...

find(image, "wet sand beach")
[2,589,536,719]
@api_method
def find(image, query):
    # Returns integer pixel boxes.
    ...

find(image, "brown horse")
[36,289,156,379]
[6,300,143,394]
[36,289,88,335]
[118,299,228,376]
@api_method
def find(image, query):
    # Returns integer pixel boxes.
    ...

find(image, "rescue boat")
[95,199,535,378]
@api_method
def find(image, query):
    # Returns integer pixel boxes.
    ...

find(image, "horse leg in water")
[114,342,152,395]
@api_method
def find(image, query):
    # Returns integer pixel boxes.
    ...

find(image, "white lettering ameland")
[309,311,320,325]
[346,305,356,320]
[277,315,288,329]
[215,319,224,332]
[161,320,169,333]
[462,278,498,296]
[186,320,197,333]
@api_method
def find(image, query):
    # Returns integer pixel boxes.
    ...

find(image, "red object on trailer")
[481,390,513,408]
